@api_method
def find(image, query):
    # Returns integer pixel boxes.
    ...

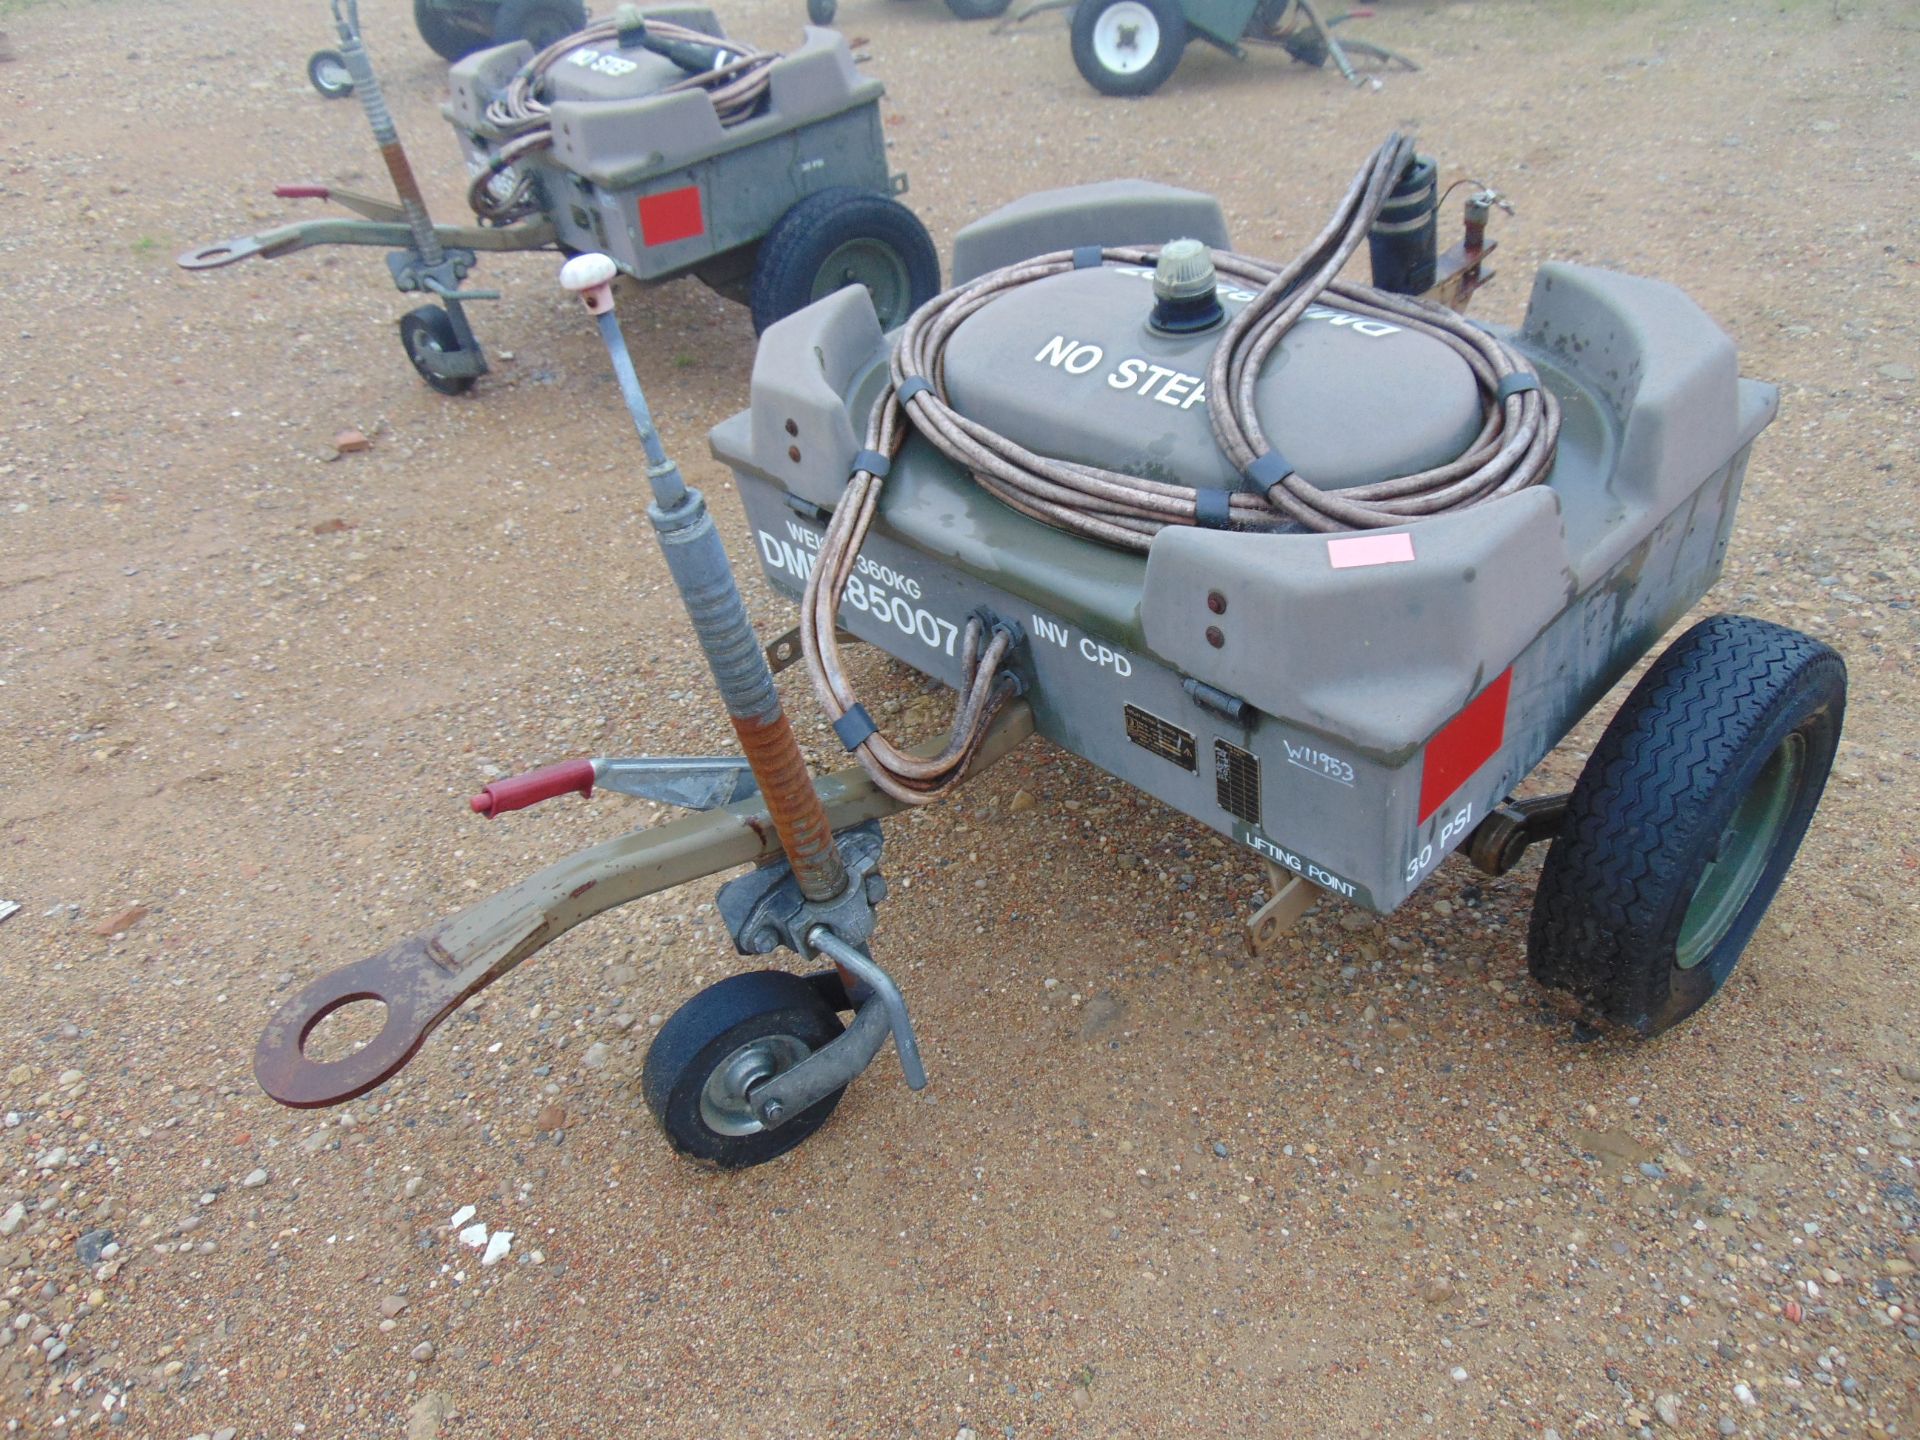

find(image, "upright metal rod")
[333,0,445,268]
[562,255,850,904]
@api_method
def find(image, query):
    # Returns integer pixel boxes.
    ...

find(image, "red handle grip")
[274,184,332,200]
[470,760,596,818]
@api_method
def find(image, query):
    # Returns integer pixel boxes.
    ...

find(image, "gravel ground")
[1,0,1918,1435]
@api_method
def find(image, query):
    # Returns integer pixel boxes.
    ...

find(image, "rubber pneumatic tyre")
[307,49,355,99]
[641,970,848,1168]
[946,0,1014,19]
[1527,615,1846,1037]
[807,0,838,23]
[749,187,941,335]
[1071,0,1187,97]
[398,306,478,395]
[492,0,588,50]
[413,0,490,61]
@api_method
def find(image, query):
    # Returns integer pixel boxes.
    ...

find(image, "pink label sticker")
[1326,533,1416,569]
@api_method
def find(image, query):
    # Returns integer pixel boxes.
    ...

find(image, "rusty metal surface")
[1426,234,1496,312]
[729,709,847,902]
[1425,196,1507,312]
[376,140,430,227]
[253,701,1034,1109]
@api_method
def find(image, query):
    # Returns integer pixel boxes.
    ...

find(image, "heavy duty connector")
[716,822,888,955]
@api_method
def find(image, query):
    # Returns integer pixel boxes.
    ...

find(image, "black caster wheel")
[397,305,479,395]
[1528,615,1845,1037]
[307,49,355,99]
[945,0,1012,17]
[642,971,847,1168]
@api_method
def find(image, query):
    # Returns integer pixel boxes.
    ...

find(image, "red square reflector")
[637,185,704,246]
[1417,668,1512,822]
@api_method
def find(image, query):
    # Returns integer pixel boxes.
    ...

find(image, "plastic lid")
[1152,238,1216,303]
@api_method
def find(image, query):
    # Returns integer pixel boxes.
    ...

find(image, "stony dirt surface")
[2,0,1918,1435]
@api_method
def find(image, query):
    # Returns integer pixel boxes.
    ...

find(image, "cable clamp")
[1193,488,1234,529]
[851,449,891,480]
[1495,372,1541,402]
[971,606,1026,651]
[1071,245,1105,270]
[895,376,932,405]
[970,608,1030,695]
[832,704,878,751]
[1241,450,1292,492]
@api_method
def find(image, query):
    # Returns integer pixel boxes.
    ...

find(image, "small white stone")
[448,1205,476,1229]
[1734,1383,1757,1408]
[480,1231,513,1267]
[1655,1395,1681,1429]
[241,1168,269,1189]
[581,1041,610,1069]
[457,1223,489,1249]
[0,1202,24,1236]
[1450,1366,1469,1384]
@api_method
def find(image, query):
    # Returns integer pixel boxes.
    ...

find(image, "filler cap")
[1150,239,1224,333]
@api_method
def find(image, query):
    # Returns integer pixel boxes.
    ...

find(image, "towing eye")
[254,255,1031,1111]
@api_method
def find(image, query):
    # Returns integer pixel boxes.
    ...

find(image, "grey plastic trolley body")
[710,182,1778,914]
[445,14,898,289]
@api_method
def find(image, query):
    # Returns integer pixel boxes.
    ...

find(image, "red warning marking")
[637,185,703,246]
[1418,668,1512,822]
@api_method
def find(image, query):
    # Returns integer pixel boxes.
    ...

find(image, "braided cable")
[798,133,1560,802]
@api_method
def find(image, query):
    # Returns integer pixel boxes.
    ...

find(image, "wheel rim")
[1675,731,1806,970]
[698,1034,811,1136]
[1092,1,1161,75]
[315,58,350,91]
[407,326,445,369]
[810,239,912,328]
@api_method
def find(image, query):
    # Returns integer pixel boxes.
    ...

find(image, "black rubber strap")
[896,376,932,404]
[832,704,877,751]
[1496,372,1541,402]
[1193,489,1234,529]
[852,449,891,479]
[1242,450,1293,492]
[1072,245,1105,270]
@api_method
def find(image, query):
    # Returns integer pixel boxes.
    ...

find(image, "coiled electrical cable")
[467,15,778,222]
[801,132,1560,801]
